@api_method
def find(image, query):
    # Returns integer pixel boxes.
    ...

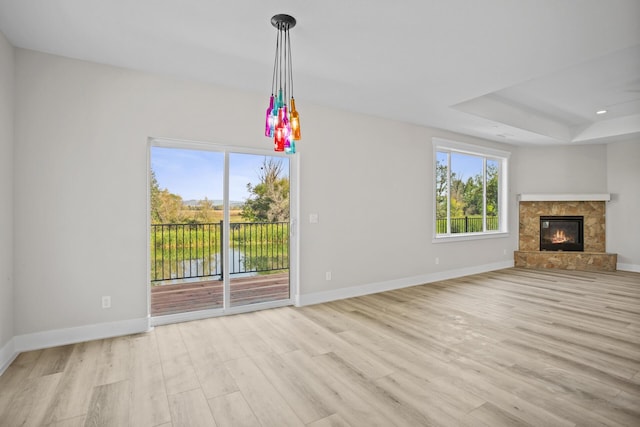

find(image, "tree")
[150,167,186,224]
[156,190,184,223]
[435,159,448,219]
[462,175,483,216]
[195,197,217,223]
[486,162,499,216]
[150,169,163,223]
[450,173,467,216]
[241,158,290,222]
[436,158,470,218]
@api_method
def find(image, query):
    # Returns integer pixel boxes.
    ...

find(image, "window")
[433,138,509,240]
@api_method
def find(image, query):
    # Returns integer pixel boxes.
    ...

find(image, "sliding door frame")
[146,137,299,326]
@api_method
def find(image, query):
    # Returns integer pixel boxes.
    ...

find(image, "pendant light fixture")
[265,14,301,154]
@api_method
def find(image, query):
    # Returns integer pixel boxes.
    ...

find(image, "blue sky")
[437,151,495,181]
[451,152,483,180]
[151,147,289,201]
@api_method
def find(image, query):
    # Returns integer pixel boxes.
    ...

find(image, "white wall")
[606,139,640,270]
[0,32,14,364]
[13,49,517,338]
[513,144,608,194]
[299,111,517,299]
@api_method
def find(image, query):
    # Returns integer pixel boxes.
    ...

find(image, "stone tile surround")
[515,195,616,271]
[515,251,617,271]
[519,201,605,252]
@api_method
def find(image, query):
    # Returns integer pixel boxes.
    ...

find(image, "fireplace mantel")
[518,193,610,202]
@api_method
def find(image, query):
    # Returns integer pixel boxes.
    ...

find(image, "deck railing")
[436,216,499,234]
[151,221,289,283]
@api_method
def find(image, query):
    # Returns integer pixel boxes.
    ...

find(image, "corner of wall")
[0,338,16,376]
[606,140,640,268]
[0,29,15,376]
[617,263,640,273]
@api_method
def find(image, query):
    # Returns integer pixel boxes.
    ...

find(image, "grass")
[177,208,244,223]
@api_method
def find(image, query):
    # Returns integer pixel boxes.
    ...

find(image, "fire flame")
[551,229,572,244]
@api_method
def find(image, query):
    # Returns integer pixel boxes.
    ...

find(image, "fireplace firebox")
[540,216,584,251]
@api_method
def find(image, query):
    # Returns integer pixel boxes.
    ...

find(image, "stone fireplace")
[514,194,617,271]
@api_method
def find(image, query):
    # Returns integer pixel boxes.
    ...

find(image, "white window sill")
[432,231,510,243]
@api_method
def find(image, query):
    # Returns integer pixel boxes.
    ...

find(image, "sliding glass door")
[228,153,291,307]
[149,141,293,318]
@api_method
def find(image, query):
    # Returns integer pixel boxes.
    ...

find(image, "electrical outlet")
[325,271,332,281]
[102,296,111,309]
[503,249,508,255]
[435,257,440,265]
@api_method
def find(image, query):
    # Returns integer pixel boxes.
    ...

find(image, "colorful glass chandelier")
[265,14,300,154]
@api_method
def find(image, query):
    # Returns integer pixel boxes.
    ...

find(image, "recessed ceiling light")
[596,109,608,115]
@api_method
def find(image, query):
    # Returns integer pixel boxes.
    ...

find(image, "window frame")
[432,138,510,242]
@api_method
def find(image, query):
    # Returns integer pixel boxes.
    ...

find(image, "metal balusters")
[151,221,290,283]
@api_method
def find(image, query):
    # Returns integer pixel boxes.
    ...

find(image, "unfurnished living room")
[1,1,639,426]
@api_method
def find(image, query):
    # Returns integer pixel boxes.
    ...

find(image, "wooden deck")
[151,273,289,316]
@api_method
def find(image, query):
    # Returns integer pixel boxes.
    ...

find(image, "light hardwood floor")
[1,268,639,426]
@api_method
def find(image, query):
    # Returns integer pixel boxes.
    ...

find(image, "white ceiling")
[1,0,639,146]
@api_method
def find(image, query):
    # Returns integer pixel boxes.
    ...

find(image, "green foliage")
[150,169,163,223]
[435,159,448,219]
[229,223,289,272]
[150,223,221,280]
[486,162,499,217]
[150,168,187,224]
[241,158,290,222]
[194,198,217,223]
[450,197,465,218]
[461,176,483,216]
[157,190,185,223]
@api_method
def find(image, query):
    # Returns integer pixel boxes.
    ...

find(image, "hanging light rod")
[265,13,301,154]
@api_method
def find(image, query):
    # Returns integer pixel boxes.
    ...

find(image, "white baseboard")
[13,317,151,353]
[0,337,17,376]
[297,260,514,307]
[618,263,640,273]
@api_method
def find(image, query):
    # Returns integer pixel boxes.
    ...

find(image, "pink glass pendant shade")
[275,107,286,151]
[265,95,275,137]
